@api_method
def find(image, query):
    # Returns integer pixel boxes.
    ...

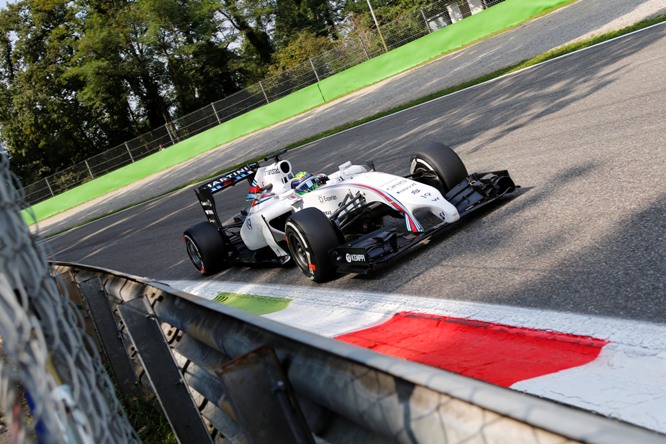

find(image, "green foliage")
[0,0,101,184]
[274,0,342,45]
[269,30,335,74]
[125,395,176,444]
[343,0,431,26]
[0,0,433,185]
[217,0,275,82]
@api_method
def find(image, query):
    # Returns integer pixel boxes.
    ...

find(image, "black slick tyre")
[285,208,343,283]
[183,222,227,276]
[410,142,468,194]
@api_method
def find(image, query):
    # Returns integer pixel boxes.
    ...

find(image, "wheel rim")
[288,231,313,277]
[414,165,443,191]
[185,237,204,271]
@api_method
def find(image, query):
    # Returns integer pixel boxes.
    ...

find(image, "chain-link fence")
[23,0,506,205]
[0,152,139,442]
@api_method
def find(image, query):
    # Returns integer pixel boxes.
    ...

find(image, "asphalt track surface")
[46,24,666,323]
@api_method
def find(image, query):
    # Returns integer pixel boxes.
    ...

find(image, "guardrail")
[51,262,665,443]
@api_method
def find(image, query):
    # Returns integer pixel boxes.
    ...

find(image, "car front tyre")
[410,142,468,194]
[285,208,343,283]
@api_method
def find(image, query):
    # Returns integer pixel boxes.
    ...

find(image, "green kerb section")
[27,0,570,224]
[212,292,291,315]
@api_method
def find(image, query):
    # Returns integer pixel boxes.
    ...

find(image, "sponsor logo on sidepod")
[318,195,337,204]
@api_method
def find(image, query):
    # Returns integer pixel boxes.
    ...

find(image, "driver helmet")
[292,171,317,194]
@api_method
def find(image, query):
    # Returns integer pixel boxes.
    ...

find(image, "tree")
[215,0,274,82]
[138,0,243,116]
[75,0,172,130]
[269,30,335,74]
[274,0,341,46]
[343,0,431,21]
[67,0,138,145]
[0,0,102,184]
[0,0,433,187]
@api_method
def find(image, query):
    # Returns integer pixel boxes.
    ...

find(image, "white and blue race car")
[184,143,517,282]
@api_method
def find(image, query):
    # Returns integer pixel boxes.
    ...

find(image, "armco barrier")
[51,262,666,443]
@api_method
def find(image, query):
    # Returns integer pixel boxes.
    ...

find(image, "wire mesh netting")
[24,0,506,205]
[0,152,139,443]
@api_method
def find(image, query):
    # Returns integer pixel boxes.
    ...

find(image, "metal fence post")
[124,142,135,163]
[165,122,177,145]
[421,8,432,33]
[309,58,321,82]
[77,277,140,402]
[211,102,221,124]
[258,81,270,104]
[44,177,54,197]
[366,0,388,52]
[118,297,213,443]
[84,160,94,179]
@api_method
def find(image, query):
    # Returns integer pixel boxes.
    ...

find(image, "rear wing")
[194,163,259,229]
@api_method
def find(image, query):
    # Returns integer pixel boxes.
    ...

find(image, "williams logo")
[345,253,366,263]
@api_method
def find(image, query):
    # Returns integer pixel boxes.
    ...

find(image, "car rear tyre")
[410,142,468,194]
[285,208,343,283]
[183,222,228,276]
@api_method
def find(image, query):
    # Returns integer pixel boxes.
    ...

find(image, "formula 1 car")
[184,143,516,282]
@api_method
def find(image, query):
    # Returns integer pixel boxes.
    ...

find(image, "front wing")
[331,170,517,274]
